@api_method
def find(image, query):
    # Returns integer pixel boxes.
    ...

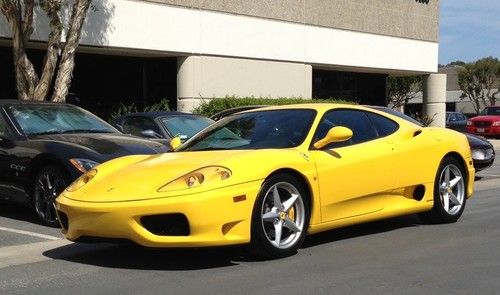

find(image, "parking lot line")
[0,239,72,269]
[0,226,61,241]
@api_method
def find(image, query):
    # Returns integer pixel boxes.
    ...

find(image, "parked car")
[112,111,214,145]
[446,111,468,132]
[212,105,496,172]
[466,105,500,138]
[210,105,267,121]
[466,134,496,172]
[56,104,474,259]
[0,100,169,226]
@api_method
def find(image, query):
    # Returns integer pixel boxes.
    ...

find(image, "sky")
[439,0,500,65]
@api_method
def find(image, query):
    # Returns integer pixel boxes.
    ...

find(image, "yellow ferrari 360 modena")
[55,104,475,258]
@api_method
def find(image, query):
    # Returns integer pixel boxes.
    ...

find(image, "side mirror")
[169,136,182,150]
[140,129,162,139]
[313,126,353,150]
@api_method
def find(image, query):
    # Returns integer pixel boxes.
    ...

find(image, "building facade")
[0,0,440,116]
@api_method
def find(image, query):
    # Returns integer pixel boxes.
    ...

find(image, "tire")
[32,165,69,227]
[418,156,467,224]
[248,174,310,259]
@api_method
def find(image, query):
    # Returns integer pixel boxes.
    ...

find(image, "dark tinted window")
[123,117,162,137]
[481,107,500,116]
[0,116,9,138]
[366,112,399,137]
[314,109,378,149]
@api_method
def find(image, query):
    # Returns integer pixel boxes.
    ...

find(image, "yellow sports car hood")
[64,149,313,202]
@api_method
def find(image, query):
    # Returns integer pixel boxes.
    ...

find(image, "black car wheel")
[418,156,466,224]
[32,165,69,227]
[248,174,310,259]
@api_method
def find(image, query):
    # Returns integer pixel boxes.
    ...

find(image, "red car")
[466,106,500,138]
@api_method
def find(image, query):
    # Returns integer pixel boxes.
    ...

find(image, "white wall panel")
[0,0,438,73]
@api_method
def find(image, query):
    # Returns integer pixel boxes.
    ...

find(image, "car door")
[310,109,402,222]
[0,114,29,203]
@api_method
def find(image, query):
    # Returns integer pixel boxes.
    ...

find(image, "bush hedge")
[192,96,356,117]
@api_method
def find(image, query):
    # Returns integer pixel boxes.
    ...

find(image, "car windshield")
[480,106,500,116]
[7,104,117,135]
[160,116,214,140]
[177,109,316,151]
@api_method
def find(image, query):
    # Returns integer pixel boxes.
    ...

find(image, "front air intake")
[140,214,190,236]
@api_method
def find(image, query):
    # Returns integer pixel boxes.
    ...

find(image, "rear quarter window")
[366,112,399,137]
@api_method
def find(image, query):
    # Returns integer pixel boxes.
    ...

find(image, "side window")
[0,116,9,138]
[122,117,161,137]
[365,112,399,137]
[314,109,378,149]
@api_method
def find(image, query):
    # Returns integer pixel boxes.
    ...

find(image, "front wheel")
[418,157,466,224]
[248,174,310,259]
[32,165,69,227]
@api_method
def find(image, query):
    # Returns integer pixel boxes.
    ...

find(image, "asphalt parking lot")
[1,141,500,294]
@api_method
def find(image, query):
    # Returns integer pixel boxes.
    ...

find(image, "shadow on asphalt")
[0,200,41,225]
[303,214,422,248]
[43,214,423,271]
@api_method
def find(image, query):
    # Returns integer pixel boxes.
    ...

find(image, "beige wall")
[143,0,439,42]
[177,56,312,112]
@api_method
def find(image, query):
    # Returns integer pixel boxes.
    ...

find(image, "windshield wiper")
[29,130,64,135]
[60,129,114,134]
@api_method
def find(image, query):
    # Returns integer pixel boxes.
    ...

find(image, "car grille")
[140,214,190,236]
[474,121,492,127]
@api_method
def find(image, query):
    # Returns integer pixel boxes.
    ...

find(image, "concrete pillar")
[177,55,312,112]
[422,74,447,127]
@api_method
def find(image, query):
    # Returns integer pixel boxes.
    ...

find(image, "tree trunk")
[51,0,92,102]
[2,1,39,100]
[34,5,62,100]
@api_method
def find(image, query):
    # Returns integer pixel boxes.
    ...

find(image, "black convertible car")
[0,100,168,226]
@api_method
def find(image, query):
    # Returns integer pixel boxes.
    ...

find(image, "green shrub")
[192,96,355,117]
[109,102,138,120]
[144,99,171,112]
[109,98,171,121]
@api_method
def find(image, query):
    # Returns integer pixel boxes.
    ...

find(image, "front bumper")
[55,180,261,247]
[466,126,500,137]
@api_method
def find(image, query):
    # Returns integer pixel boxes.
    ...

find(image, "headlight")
[66,169,97,192]
[492,121,500,126]
[466,121,472,126]
[471,149,486,160]
[158,166,232,192]
[69,158,100,173]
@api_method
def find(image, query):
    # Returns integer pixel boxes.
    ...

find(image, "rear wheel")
[248,174,310,259]
[32,165,69,227]
[418,157,466,224]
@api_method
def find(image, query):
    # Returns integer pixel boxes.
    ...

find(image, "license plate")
[477,128,485,133]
